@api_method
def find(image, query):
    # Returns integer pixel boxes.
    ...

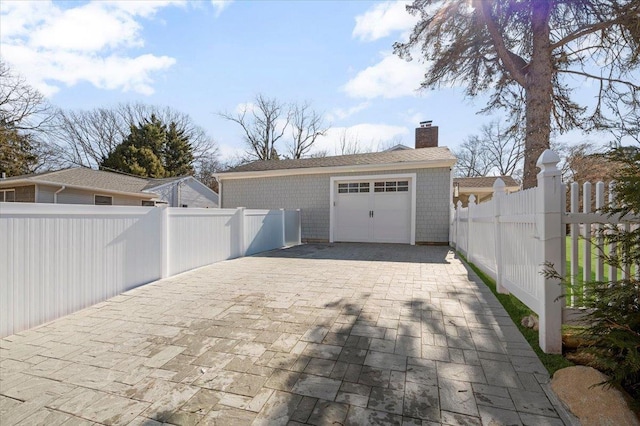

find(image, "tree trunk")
[523,1,553,189]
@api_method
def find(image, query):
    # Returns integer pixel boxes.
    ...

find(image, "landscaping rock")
[551,366,639,426]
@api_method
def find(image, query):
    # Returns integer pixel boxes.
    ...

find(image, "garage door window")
[338,182,370,193]
[374,181,409,192]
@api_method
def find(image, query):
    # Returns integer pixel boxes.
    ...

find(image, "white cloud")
[218,143,246,163]
[353,0,417,42]
[403,109,425,126]
[211,0,233,17]
[29,3,143,52]
[104,1,185,18]
[310,123,409,155]
[0,0,186,96]
[2,44,175,96]
[343,52,426,99]
[326,101,371,123]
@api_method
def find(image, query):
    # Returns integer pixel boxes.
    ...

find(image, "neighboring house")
[216,123,456,245]
[453,176,520,207]
[145,176,219,208]
[384,144,413,152]
[0,168,218,208]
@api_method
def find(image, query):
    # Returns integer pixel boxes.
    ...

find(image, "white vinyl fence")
[450,149,639,353]
[0,204,301,337]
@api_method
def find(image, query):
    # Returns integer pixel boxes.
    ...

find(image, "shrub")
[577,144,640,400]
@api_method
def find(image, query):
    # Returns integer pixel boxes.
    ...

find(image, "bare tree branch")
[0,60,55,132]
[287,101,328,159]
[220,94,291,161]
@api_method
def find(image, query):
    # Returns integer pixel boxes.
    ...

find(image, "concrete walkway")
[1,244,569,425]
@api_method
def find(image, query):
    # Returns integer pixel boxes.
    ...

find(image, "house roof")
[454,176,520,189]
[143,176,190,191]
[219,147,456,178]
[0,168,159,198]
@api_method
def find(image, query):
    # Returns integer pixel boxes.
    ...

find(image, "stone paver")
[0,243,569,425]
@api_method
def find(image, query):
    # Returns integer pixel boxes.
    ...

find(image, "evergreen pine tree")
[101,115,194,178]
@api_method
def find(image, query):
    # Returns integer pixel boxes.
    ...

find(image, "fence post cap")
[536,149,560,172]
[469,194,476,205]
[493,178,506,193]
[456,200,463,208]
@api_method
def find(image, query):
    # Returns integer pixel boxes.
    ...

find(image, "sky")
[0,0,625,163]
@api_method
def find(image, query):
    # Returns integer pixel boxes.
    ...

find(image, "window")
[374,181,409,193]
[141,200,156,206]
[338,182,370,194]
[0,189,15,202]
[94,195,113,205]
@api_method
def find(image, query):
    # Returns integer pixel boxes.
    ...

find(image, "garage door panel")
[335,188,371,242]
[334,178,412,244]
[372,191,411,243]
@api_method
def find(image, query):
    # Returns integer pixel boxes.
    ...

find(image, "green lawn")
[565,235,636,306]
[459,254,573,375]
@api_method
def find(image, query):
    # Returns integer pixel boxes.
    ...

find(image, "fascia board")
[217,159,456,180]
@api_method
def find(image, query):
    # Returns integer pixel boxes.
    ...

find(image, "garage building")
[216,124,456,244]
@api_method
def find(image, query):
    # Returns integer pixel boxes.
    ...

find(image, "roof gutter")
[217,159,457,180]
[0,179,159,199]
[54,186,66,204]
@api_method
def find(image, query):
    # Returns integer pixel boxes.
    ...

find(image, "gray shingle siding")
[222,174,329,241]
[221,167,451,243]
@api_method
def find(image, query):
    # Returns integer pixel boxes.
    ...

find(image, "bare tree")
[0,60,55,132]
[50,102,218,172]
[563,143,613,184]
[0,60,60,174]
[193,152,222,192]
[453,135,493,177]
[478,121,523,176]
[308,149,329,158]
[454,121,525,178]
[220,94,289,161]
[51,107,123,167]
[337,129,371,155]
[287,101,328,159]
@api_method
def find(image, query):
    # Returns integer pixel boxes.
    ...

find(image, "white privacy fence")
[450,149,639,353]
[0,204,301,337]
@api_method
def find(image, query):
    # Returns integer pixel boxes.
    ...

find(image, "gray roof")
[225,147,456,174]
[454,176,520,189]
[143,176,188,190]
[0,168,158,196]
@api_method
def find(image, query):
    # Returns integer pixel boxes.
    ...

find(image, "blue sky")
[0,0,617,162]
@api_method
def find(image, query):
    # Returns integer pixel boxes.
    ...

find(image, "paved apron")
[0,244,569,425]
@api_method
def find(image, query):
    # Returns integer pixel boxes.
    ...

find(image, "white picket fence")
[450,149,639,353]
[0,204,301,338]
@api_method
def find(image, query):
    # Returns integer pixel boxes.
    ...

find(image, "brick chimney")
[415,121,438,149]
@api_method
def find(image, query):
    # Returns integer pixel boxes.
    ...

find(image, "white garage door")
[334,179,412,244]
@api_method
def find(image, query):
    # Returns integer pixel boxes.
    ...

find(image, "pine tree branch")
[551,19,624,51]
[558,69,640,89]
[472,0,527,87]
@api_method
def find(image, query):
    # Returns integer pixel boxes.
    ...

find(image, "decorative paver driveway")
[1,244,570,425]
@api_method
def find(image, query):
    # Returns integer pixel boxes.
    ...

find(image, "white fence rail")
[0,204,301,337]
[451,149,639,353]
